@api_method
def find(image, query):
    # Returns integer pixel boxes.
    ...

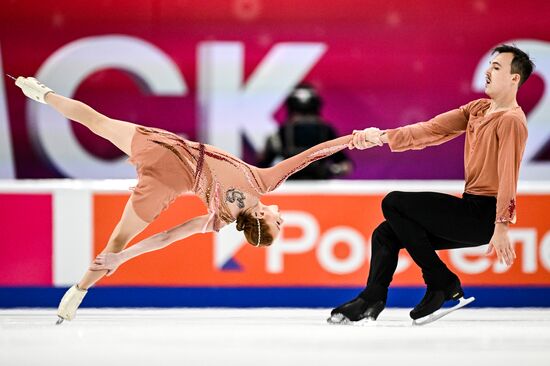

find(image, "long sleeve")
[495,116,528,224]
[326,125,350,164]
[258,134,352,192]
[386,108,469,152]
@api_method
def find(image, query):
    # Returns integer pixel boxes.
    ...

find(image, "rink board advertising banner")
[92,193,550,288]
[1,187,549,307]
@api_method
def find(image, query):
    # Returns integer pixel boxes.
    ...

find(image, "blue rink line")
[1,286,549,308]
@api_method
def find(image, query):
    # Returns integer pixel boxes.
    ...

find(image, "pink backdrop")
[1,0,548,179]
[0,194,52,285]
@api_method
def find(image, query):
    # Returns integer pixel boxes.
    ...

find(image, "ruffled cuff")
[495,199,516,224]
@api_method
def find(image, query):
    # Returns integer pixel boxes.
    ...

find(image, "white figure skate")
[14,76,54,103]
[56,284,88,325]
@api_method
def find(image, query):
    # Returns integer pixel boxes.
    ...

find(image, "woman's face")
[256,203,284,244]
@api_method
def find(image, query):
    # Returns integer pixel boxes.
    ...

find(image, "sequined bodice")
[194,144,264,231]
[136,127,351,232]
[195,137,351,231]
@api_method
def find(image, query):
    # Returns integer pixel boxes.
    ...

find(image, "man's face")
[484,52,519,97]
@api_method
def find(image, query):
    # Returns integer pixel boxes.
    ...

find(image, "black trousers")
[363,191,496,302]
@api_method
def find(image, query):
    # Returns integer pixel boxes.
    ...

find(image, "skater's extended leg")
[15,76,140,156]
[15,76,139,156]
[79,196,149,289]
[45,93,138,156]
[56,196,148,323]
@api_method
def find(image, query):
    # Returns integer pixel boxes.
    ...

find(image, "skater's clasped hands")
[89,252,123,276]
[349,127,386,150]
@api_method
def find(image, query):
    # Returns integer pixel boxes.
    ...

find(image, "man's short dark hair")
[492,44,535,87]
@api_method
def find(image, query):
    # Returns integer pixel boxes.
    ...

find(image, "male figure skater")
[330,45,534,324]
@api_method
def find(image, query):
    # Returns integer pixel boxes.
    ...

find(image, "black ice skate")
[327,297,386,325]
[410,280,474,326]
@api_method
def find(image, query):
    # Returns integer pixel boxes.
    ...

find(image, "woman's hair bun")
[235,209,275,247]
[236,213,246,231]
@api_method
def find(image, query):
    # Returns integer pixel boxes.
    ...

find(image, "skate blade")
[55,316,65,325]
[327,313,376,326]
[412,296,475,326]
[327,313,348,324]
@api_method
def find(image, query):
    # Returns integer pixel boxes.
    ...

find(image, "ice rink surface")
[1,308,549,366]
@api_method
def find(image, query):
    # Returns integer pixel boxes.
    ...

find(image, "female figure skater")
[13,76,354,323]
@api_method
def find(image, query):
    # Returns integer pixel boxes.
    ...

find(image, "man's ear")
[512,73,521,84]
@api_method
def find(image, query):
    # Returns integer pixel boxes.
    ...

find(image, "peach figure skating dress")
[129,126,351,230]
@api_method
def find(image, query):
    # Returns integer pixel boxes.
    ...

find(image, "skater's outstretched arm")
[258,134,353,192]
[89,214,213,275]
[350,101,490,151]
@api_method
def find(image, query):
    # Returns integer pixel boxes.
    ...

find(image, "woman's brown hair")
[236,210,274,247]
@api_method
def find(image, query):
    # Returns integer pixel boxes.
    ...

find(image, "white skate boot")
[14,76,54,104]
[56,284,88,325]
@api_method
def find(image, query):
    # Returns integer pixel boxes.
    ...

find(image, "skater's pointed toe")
[14,76,54,104]
[56,284,88,323]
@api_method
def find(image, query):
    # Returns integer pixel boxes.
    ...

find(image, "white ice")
[1,308,549,366]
